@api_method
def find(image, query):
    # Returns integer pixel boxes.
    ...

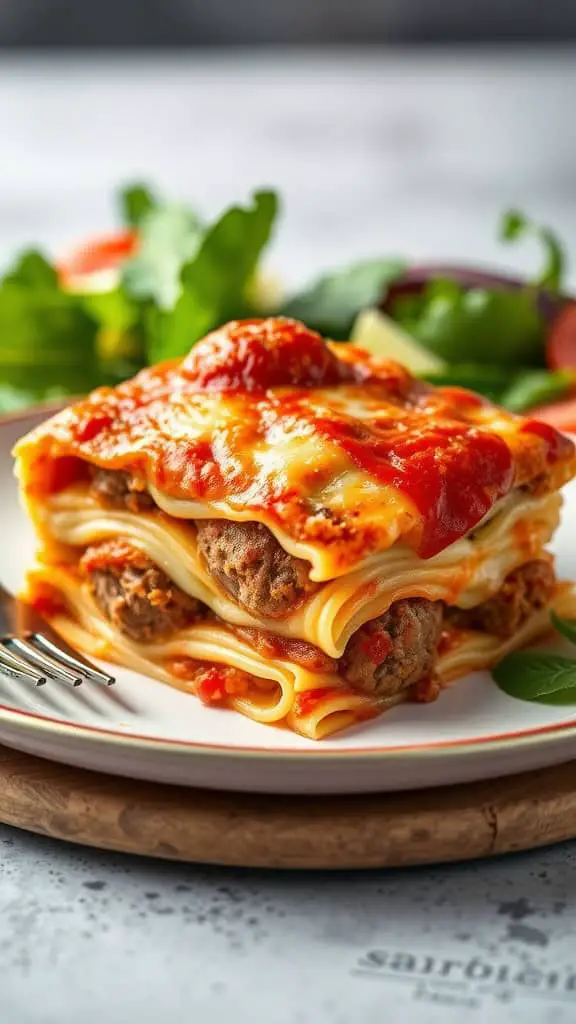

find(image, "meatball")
[195,519,318,619]
[81,540,201,643]
[446,559,555,638]
[90,468,155,512]
[341,599,443,698]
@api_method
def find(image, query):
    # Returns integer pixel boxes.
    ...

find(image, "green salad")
[1,181,574,414]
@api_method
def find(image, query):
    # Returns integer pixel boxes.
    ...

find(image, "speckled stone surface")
[2,48,576,1023]
[2,826,576,1022]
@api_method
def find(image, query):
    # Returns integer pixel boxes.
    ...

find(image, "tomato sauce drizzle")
[521,419,573,464]
[308,415,514,558]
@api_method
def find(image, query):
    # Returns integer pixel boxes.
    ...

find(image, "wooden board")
[1,744,576,868]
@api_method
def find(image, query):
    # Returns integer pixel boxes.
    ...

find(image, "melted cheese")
[14,322,576,575]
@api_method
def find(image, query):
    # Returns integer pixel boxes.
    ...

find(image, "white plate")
[1,409,575,794]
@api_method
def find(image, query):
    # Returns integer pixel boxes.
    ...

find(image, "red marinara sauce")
[181,317,357,392]
[310,416,515,559]
[293,687,346,718]
[520,418,574,464]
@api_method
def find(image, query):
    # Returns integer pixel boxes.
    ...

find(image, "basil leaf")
[493,652,576,703]
[499,370,573,413]
[393,283,544,367]
[148,190,278,362]
[282,259,405,340]
[550,611,576,646]
[119,183,158,228]
[500,209,565,292]
[122,203,205,309]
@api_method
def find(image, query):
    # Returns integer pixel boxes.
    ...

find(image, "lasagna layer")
[24,563,576,740]
[32,483,562,658]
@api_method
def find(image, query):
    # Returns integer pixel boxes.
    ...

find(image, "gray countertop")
[2,827,576,1023]
[2,47,576,1023]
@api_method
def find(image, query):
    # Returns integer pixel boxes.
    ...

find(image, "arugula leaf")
[147,190,278,362]
[493,651,576,704]
[119,183,158,228]
[122,203,204,308]
[550,611,576,646]
[282,259,405,340]
[0,249,99,397]
[393,280,544,366]
[499,369,573,413]
[501,209,566,292]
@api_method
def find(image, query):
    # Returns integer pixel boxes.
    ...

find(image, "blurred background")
[1,0,576,46]
[1,3,575,281]
[0,2,575,419]
[1,3,575,284]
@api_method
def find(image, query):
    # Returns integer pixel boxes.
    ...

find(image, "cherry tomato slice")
[547,302,576,370]
[59,229,138,288]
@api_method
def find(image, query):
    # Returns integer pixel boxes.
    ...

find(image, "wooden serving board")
[0,744,575,868]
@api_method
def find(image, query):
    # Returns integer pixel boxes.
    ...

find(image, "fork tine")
[6,637,83,686]
[0,644,46,686]
[30,633,115,686]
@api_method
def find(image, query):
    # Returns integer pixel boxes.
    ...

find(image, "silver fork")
[0,583,115,687]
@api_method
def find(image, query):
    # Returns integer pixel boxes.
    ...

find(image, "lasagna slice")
[14,317,576,739]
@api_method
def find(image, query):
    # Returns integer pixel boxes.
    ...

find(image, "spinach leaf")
[147,190,278,362]
[282,259,405,340]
